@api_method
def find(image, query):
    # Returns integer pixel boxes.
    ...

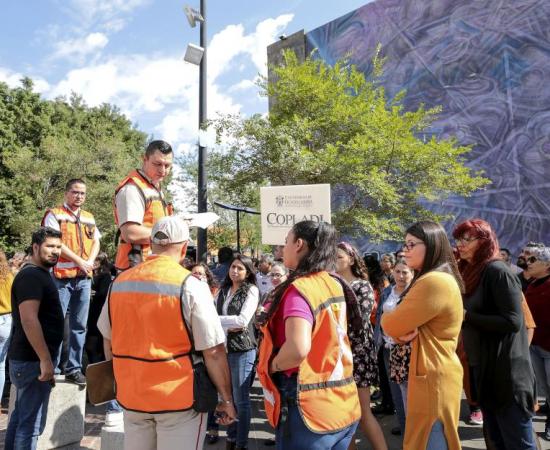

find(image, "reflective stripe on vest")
[42,206,96,279]
[257,271,360,433]
[109,256,193,413]
[113,170,173,270]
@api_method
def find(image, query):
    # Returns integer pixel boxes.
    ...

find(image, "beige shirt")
[97,274,225,351]
[114,184,147,226]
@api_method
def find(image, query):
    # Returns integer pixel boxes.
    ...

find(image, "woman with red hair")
[453,219,537,449]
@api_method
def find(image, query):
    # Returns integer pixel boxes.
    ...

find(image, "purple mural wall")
[305,0,550,253]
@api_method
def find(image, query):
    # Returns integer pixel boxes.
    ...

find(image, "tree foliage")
[0,79,147,254]
[204,50,490,240]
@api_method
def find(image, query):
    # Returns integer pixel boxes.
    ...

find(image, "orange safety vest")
[113,169,173,270]
[109,255,194,413]
[42,206,96,279]
[257,271,360,433]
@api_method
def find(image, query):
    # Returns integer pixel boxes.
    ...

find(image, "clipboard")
[86,360,116,405]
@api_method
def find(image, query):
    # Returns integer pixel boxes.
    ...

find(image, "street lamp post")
[197,0,207,263]
[184,1,208,262]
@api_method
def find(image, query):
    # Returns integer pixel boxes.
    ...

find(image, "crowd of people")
[0,138,548,450]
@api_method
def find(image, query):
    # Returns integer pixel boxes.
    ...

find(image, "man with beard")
[517,242,545,292]
[5,227,65,450]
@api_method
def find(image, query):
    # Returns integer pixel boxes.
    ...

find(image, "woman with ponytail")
[256,221,361,450]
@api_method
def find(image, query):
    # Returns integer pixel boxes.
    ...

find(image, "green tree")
[0,79,147,254]
[202,50,490,240]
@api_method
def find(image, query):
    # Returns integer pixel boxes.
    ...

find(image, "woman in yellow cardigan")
[0,249,14,398]
[382,221,464,450]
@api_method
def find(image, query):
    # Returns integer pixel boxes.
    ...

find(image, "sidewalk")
[1,384,549,449]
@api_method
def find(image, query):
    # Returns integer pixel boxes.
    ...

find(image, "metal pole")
[197,0,207,262]
[236,211,241,253]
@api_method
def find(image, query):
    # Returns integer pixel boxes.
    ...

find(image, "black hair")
[262,221,337,323]
[363,254,386,292]
[65,178,86,192]
[404,221,464,295]
[259,254,274,265]
[218,246,234,264]
[95,252,112,275]
[190,262,219,291]
[222,254,257,289]
[500,248,511,256]
[145,140,173,157]
[32,227,62,246]
[337,242,369,280]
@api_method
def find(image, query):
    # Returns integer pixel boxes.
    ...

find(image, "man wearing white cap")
[97,216,236,450]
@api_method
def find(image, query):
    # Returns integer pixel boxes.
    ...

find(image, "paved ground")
[1,383,549,449]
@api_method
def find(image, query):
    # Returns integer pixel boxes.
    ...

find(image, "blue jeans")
[382,346,406,433]
[106,400,122,413]
[483,401,536,450]
[274,373,358,450]
[5,360,53,450]
[0,313,12,397]
[55,277,91,374]
[530,345,550,420]
[227,349,256,447]
[426,420,448,450]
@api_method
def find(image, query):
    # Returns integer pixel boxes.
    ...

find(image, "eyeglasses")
[526,256,539,265]
[269,273,284,279]
[402,241,425,251]
[455,236,478,246]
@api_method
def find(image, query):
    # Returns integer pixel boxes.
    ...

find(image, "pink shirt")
[268,286,314,375]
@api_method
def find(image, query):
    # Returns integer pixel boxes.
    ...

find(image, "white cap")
[151,216,190,245]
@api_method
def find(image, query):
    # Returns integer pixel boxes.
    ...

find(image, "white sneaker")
[105,411,123,427]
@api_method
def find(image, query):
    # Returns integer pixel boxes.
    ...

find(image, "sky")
[0,0,369,209]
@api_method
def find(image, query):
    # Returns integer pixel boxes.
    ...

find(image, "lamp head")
[184,5,204,28]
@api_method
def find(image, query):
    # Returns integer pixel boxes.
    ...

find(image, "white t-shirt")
[382,286,400,346]
[218,285,260,333]
[97,274,225,351]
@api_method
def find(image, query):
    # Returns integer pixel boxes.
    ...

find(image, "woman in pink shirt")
[257,221,361,450]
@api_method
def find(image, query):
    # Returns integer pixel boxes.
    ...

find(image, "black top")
[8,264,64,362]
[88,272,112,337]
[463,260,535,414]
[517,271,532,292]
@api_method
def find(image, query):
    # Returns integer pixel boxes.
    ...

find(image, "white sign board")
[260,184,331,245]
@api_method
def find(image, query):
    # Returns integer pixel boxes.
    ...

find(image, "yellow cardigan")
[382,271,463,450]
[0,272,13,315]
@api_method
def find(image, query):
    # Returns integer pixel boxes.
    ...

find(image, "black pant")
[377,347,394,409]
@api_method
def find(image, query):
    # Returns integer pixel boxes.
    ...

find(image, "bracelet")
[219,399,233,404]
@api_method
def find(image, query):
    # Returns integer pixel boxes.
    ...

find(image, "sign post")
[260,184,331,245]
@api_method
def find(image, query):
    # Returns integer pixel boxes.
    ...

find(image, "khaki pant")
[123,409,207,450]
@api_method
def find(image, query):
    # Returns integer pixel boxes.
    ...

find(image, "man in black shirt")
[5,227,64,450]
